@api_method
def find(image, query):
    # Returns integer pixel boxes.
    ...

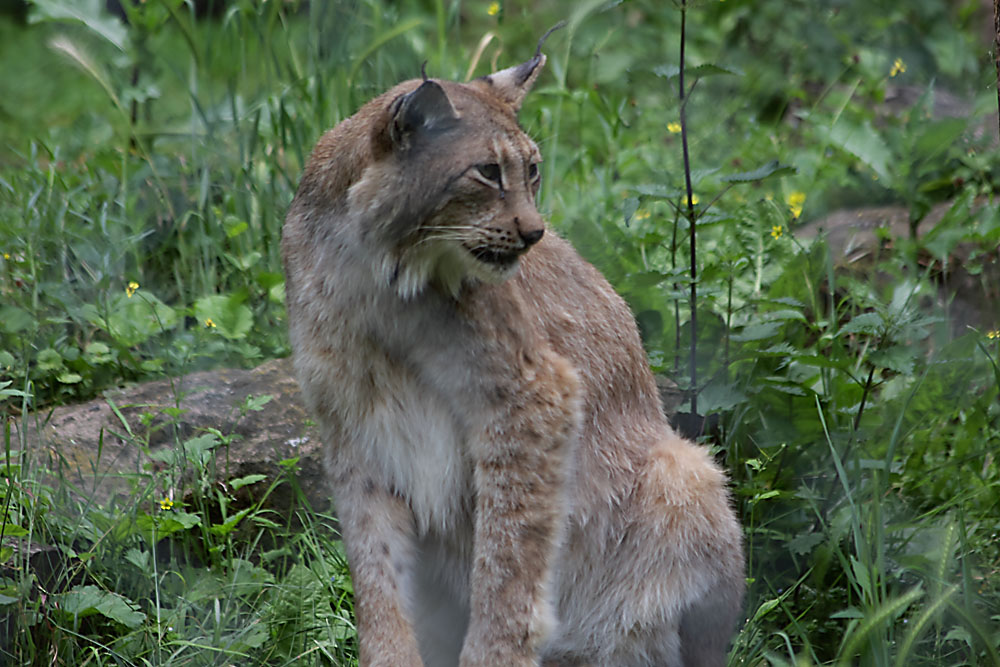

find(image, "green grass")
[2,0,999,664]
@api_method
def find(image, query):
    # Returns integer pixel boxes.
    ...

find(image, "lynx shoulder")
[282,45,744,667]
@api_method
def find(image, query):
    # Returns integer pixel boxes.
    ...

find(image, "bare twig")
[994,0,1000,139]
[670,201,682,375]
[678,1,698,416]
[854,365,876,432]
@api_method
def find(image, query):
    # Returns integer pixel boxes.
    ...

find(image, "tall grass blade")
[836,586,923,667]
[347,18,424,87]
[892,583,957,667]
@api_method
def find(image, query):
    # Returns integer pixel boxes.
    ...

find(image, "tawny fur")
[282,51,744,667]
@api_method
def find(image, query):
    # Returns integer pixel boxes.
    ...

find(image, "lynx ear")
[389,80,460,151]
[478,22,562,112]
[479,53,546,112]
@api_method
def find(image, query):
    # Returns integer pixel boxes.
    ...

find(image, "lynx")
[282,41,744,667]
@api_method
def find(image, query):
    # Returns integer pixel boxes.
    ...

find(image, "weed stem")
[678,0,698,417]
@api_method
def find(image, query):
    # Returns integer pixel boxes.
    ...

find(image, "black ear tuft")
[389,80,459,151]
[475,22,563,112]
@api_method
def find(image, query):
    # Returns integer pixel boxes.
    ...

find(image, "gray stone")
[797,200,1000,333]
[15,357,326,512]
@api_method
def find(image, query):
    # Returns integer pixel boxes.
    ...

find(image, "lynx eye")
[476,163,502,183]
[527,163,539,180]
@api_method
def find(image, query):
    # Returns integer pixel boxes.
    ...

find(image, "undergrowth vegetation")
[1,0,998,664]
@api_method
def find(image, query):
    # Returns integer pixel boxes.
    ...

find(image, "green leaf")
[923,189,976,261]
[124,547,149,572]
[849,555,872,594]
[761,309,807,322]
[821,118,892,183]
[623,196,640,226]
[88,291,178,347]
[831,606,865,619]
[36,348,63,372]
[224,218,249,238]
[721,160,796,183]
[698,381,748,412]
[793,354,847,370]
[230,474,268,491]
[135,510,201,540]
[633,183,682,200]
[57,372,83,384]
[151,434,221,466]
[0,306,33,334]
[630,271,680,288]
[870,345,917,374]
[839,312,884,337]
[759,342,797,356]
[84,341,114,365]
[788,531,824,557]
[770,296,807,308]
[763,377,808,396]
[183,433,222,466]
[730,321,782,342]
[0,350,15,370]
[243,394,273,412]
[194,294,253,341]
[29,0,129,51]
[750,597,781,622]
[210,507,252,537]
[0,381,28,401]
[0,525,28,538]
[912,118,966,162]
[168,511,201,530]
[942,625,972,646]
[54,585,146,629]
[256,271,284,290]
[269,282,286,305]
[224,250,262,271]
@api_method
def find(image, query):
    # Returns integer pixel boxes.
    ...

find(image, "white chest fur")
[348,365,471,535]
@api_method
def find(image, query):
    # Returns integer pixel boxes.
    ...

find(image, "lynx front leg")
[332,469,423,667]
[459,353,581,667]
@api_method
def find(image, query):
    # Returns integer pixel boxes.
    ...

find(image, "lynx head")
[347,49,550,299]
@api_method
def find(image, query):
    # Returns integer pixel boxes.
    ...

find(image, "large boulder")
[797,200,1000,333]
[16,356,326,511]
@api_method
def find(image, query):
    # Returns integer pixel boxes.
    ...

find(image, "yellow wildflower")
[126,281,139,298]
[667,122,682,133]
[988,330,999,340]
[786,191,806,219]
[487,2,500,16]
[890,58,906,77]
[689,194,699,205]
[2,252,9,260]
[771,225,784,239]
[205,318,216,328]
[159,498,174,511]
[635,209,651,220]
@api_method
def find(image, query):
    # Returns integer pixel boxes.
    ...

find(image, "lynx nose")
[519,225,544,247]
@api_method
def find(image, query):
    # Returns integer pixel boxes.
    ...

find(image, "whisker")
[420,225,484,234]
[412,231,479,246]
